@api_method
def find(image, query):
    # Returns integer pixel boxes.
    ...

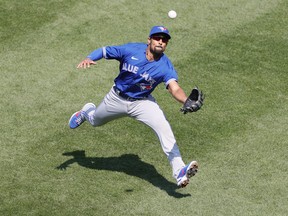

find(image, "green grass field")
[1,0,287,215]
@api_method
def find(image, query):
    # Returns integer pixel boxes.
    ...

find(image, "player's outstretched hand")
[77,58,96,69]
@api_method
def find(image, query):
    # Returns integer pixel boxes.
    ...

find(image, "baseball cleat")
[69,111,85,129]
[177,161,198,188]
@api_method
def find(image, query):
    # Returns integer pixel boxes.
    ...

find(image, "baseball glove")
[180,87,204,114]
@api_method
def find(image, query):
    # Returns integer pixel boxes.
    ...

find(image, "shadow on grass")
[56,150,191,198]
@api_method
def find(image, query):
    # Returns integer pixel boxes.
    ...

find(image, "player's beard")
[150,45,164,58]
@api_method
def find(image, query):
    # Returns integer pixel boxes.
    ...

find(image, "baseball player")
[69,26,204,188]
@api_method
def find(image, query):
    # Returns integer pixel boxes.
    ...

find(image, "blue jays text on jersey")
[87,43,178,99]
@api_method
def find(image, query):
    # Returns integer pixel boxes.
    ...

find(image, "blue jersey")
[102,43,178,98]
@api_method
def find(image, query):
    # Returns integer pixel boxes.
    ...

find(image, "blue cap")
[149,26,171,39]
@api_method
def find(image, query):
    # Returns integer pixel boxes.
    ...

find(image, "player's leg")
[128,98,195,182]
[129,98,198,187]
[69,87,129,128]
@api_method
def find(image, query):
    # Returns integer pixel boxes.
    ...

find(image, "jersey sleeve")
[87,48,104,61]
[87,43,132,61]
[102,45,128,61]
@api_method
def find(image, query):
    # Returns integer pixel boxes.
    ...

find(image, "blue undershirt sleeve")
[86,48,104,61]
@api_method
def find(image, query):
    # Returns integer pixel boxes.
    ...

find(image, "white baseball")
[168,10,177,19]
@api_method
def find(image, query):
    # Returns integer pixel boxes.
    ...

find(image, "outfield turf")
[1,0,287,215]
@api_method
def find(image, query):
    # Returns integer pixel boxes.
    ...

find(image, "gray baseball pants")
[81,86,185,179]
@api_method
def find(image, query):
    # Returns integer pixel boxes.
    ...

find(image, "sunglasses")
[151,36,169,43]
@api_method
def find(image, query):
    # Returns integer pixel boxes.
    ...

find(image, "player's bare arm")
[167,80,188,104]
[77,58,96,69]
